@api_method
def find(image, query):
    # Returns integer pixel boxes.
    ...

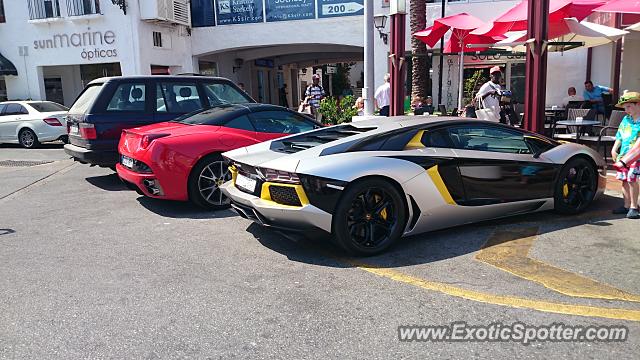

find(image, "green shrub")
[318,95,358,125]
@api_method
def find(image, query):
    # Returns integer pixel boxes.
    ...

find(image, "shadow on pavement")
[85,173,128,191]
[136,196,237,219]
[0,229,16,236]
[246,193,625,268]
[0,143,64,149]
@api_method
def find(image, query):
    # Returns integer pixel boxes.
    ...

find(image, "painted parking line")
[349,261,640,322]
[476,227,640,302]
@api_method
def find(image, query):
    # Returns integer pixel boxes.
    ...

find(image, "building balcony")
[27,0,102,22]
[66,0,101,17]
[28,0,62,20]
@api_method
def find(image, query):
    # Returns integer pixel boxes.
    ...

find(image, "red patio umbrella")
[479,0,607,36]
[414,13,488,111]
[595,0,640,14]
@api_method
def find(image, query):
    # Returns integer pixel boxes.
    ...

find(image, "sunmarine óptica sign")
[32,29,118,61]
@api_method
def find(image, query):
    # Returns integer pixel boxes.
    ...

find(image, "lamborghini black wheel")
[554,157,597,214]
[333,179,407,256]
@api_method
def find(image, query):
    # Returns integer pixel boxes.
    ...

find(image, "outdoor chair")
[579,110,625,162]
[553,108,597,140]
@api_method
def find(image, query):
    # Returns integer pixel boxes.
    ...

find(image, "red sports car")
[116,104,320,209]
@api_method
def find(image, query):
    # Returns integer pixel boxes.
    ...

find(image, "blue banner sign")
[317,0,364,18]
[266,0,315,22]
[216,0,264,25]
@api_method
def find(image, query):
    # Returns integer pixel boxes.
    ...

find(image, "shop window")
[156,82,202,114]
[0,0,5,23]
[0,78,7,101]
[199,61,218,76]
[190,0,215,27]
[106,83,147,112]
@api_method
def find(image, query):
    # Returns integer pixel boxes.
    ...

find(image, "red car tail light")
[258,168,300,184]
[79,123,97,139]
[43,117,62,126]
[141,133,169,149]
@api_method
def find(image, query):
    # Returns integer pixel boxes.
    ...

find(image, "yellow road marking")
[348,262,640,322]
[476,227,640,302]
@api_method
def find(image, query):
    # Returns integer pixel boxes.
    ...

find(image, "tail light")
[257,168,300,184]
[79,123,97,140]
[141,134,169,149]
[43,117,62,126]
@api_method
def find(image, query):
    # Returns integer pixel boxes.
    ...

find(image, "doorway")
[44,77,64,104]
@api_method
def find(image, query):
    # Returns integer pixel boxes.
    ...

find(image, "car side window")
[156,82,203,114]
[106,83,147,112]
[421,129,454,148]
[5,103,28,115]
[202,82,252,105]
[223,115,255,132]
[447,126,531,154]
[250,111,315,134]
[0,104,7,116]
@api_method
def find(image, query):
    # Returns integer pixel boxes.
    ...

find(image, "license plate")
[121,156,134,169]
[235,173,257,193]
[69,124,79,135]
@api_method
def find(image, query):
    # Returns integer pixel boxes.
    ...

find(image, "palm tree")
[410,0,428,100]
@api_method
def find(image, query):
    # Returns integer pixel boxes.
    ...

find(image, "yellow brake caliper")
[563,183,569,198]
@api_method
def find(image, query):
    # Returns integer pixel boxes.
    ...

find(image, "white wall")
[591,43,615,89]
[0,0,193,102]
[621,32,640,94]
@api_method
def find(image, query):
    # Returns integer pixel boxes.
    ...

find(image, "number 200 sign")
[319,0,364,18]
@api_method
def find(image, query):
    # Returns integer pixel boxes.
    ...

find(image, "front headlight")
[257,168,300,184]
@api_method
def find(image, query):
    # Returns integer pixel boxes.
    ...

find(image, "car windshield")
[69,84,103,114]
[176,105,241,125]
[27,101,69,113]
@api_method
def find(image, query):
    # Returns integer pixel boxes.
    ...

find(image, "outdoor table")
[555,120,600,140]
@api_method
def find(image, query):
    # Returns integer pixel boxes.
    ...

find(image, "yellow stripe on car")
[405,130,426,150]
[427,165,457,205]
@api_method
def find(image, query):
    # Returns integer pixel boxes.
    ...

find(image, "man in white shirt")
[562,87,584,107]
[476,66,503,118]
[374,73,391,116]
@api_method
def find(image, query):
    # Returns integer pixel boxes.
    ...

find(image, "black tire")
[188,153,232,210]
[332,178,407,256]
[554,157,597,214]
[18,128,39,149]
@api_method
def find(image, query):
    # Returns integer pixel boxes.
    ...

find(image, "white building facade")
[0,0,194,106]
[0,0,629,110]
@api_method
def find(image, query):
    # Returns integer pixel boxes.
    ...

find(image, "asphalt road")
[1,145,639,359]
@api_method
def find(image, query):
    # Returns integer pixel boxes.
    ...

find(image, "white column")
[364,0,375,115]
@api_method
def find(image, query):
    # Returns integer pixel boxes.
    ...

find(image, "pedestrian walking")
[304,74,326,122]
[374,74,391,116]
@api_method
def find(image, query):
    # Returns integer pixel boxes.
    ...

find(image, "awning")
[595,0,640,15]
[495,18,628,52]
[477,0,607,36]
[0,52,18,76]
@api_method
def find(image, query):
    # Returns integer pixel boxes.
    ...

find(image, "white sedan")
[0,101,69,148]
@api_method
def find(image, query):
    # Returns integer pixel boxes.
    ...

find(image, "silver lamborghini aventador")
[220,116,607,256]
